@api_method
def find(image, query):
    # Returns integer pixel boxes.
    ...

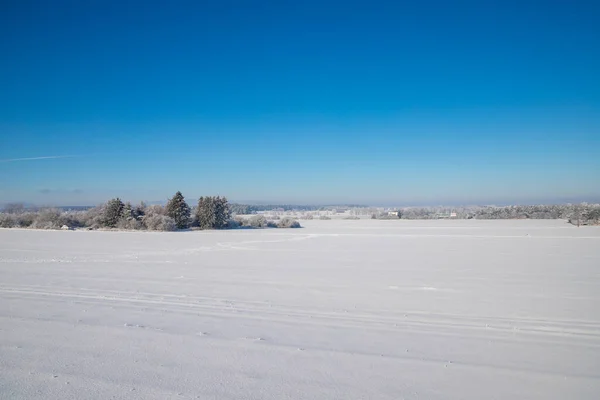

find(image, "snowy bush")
[277,218,301,228]
[13,212,36,227]
[319,215,331,220]
[247,215,268,228]
[224,215,301,229]
[31,208,63,229]
[144,204,165,216]
[143,214,177,231]
[117,218,144,230]
[225,218,241,229]
[0,213,15,228]
[72,207,102,228]
[0,212,38,228]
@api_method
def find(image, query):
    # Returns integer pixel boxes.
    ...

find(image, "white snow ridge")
[1,219,599,399]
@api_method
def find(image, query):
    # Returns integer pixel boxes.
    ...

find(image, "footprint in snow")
[243,336,265,341]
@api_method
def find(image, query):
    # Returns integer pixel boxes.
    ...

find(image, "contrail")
[0,155,79,163]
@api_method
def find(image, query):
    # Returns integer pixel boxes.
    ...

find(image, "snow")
[1,219,599,399]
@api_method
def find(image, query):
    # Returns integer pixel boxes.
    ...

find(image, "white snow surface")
[1,219,599,399]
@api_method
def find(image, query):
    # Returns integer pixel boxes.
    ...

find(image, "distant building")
[387,211,399,217]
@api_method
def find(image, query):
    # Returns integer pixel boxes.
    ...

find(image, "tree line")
[0,192,301,231]
[397,203,600,224]
[229,204,367,214]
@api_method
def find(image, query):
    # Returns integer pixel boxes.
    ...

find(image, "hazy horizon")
[1,2,598,205]
[3,194,600,210]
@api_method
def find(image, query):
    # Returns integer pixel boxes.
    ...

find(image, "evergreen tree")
[196,196,216,229]
[122,202,134,220]
[195,196,231,229]
[214,196,231,229]
[102,198,125,227]
[165,191,191,229]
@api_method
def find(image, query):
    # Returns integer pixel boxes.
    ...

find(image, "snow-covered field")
[1,220,599,399]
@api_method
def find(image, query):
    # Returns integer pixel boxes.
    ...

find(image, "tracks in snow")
[2,284,600,343]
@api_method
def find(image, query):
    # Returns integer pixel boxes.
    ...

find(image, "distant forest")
[361,204,596,225]
[397,204,600,224]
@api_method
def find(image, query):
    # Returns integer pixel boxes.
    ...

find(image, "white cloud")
[0,155,78,163]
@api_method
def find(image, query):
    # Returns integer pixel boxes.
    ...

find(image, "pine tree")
[195,196,231,229]
[196,196,216,229]
[122,202,133,220]
[165,191,191,229]
[214,196,231,229]
[102,198,125,227]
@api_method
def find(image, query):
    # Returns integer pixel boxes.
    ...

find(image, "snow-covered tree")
[165,191,191,229]
[122,202,133,220]
[102,198,125,227]
[214,196,231,229]
[195,196,230,229]
[196,196,216,229]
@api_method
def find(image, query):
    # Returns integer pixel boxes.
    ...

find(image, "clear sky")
[1,0,599,206]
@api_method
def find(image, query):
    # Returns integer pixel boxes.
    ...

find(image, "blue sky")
[1,0,599,206]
